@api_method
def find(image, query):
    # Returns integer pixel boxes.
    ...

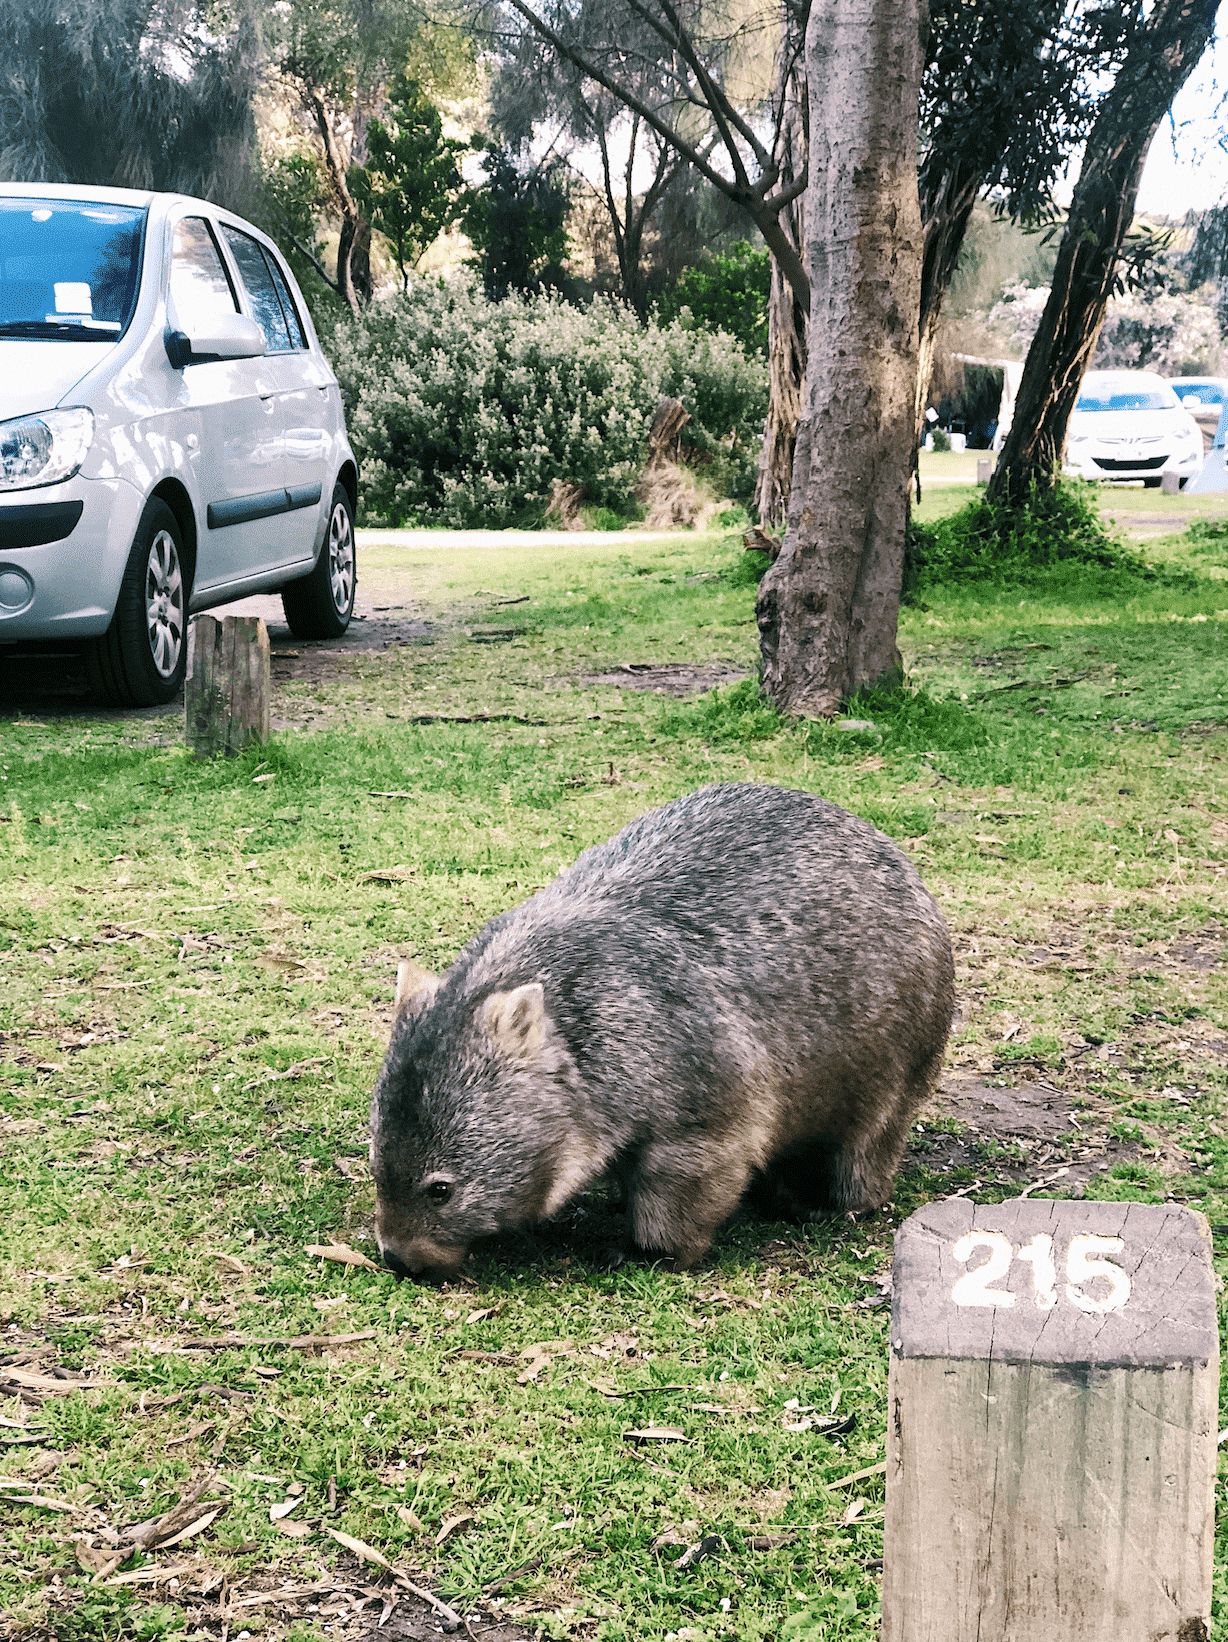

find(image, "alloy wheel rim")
[328,501,355,615]
[144,528,184,678]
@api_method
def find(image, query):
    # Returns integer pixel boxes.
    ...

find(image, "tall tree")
[486,6,703,317]
[488,0,812,313]
[464,145,570,299]
[915,0,1095,448]
[755,0,923,716]
[349,72,468,292]
[991,0,1218,504]
[0,0,257,204]
[265,2,474,312]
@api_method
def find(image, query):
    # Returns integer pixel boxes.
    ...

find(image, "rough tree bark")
[754,0,808,531]
[756,0,923,717]
[990,0,1218,506]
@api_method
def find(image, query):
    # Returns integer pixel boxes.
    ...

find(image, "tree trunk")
[914,159,981,448]
[305,86,365,315]
[990,0,1217,506]
[755,0,808,531]
[756,0,923,719]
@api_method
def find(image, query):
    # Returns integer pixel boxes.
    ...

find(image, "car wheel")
[84,498,188,708]
[281,483,356,639]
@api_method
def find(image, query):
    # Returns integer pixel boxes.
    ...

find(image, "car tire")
[281,483,356,639]
[84,498,189,708]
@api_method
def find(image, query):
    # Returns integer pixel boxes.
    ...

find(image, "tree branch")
[498,0,810,311]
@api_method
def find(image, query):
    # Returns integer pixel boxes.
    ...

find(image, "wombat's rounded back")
[456,782,954,1079]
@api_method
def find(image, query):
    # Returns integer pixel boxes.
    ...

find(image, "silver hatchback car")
[0,184,358,706]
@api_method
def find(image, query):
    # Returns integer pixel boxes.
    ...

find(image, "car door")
[217,222,333,566]
[165,214,290,596]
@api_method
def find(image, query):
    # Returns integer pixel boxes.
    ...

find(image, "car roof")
[1081,369,1169,389]
[0,181,244,218]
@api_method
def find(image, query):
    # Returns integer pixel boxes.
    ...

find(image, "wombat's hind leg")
[825,1049,947,1215]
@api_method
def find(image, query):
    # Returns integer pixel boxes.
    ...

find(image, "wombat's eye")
[426,1180,453,1203]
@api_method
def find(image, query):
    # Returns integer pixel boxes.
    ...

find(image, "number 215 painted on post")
[950,1232,1132,1313]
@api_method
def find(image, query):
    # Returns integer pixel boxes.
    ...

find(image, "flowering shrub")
[322,282,767,526]
[988,281,1223,377]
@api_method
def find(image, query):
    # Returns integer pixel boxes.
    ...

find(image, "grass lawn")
[2,492,1227,1642]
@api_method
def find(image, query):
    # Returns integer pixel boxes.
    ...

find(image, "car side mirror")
[165,329,192,369]
[164,313,266,369]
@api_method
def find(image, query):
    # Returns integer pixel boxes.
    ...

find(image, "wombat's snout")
[379,1236,467,1286]
[381,1247,415,1281]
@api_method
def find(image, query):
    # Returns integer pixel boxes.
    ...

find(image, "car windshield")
[1175,383,1225,404]
[1075,384,1175,413]
[0,198,145,340]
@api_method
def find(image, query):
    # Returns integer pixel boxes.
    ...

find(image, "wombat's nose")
[381,1247,414,1281]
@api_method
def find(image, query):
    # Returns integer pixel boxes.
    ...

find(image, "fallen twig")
[104,1561,196,1587]
[0,1490,77,1511]
[323,1527,467,1634]
[179,1331,376,1352]
[0,1367,110,1394]
[824,1460,887,1490]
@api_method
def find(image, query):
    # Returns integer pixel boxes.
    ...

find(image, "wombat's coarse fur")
[369,783,954,1282]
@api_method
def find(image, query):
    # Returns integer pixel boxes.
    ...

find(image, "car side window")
[220,225,304,353]
[263,251,308,350]
[169,217,238,330]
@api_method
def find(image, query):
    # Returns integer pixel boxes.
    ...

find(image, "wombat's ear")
[395,959,440,1015]
[478,983,546,1062]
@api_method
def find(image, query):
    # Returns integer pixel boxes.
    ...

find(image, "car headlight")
[0,408,95,492]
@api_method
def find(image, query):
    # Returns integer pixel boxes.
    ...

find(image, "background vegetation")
[325,286,767,526]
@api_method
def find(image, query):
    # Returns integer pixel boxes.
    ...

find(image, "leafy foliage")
[263,1,476,308]
[1094,286,1223,375]
[348,73,468,291]
[324,282,767,524]
[0,0,257,204]
[656,240,770,356]
[904,480,1181,599]
[464,145,571,301]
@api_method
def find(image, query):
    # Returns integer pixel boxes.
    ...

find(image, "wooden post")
[976,458,993,484]
[883,1198,1218,1642]
[185,614,271,757]
[1162,470,1182,494]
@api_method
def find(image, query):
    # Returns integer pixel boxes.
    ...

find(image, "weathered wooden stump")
[647,396,690,466]
[1162,470,1183,494]
[185,614,270,757]
[883,1197,1218,1642]
[976,457,993,484]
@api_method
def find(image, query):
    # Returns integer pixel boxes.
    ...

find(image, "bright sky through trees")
[1135,7,1228,213]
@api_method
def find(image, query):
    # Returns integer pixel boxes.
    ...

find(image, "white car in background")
[1063,369,1203,489]
[1168,375,1228,415]
[0,183,357,707]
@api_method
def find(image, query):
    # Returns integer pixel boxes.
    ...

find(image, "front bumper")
[1064,444,1203,483]
[0,475,144,639]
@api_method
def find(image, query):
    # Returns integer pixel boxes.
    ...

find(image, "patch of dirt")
[911,1070,1152,1196]
[1102,510,1191,540]
[26,1550,543,1642]
[585,661,747,696]
[0,592,440,723]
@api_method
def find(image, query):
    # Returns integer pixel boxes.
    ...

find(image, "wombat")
[369,783,954,1282]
